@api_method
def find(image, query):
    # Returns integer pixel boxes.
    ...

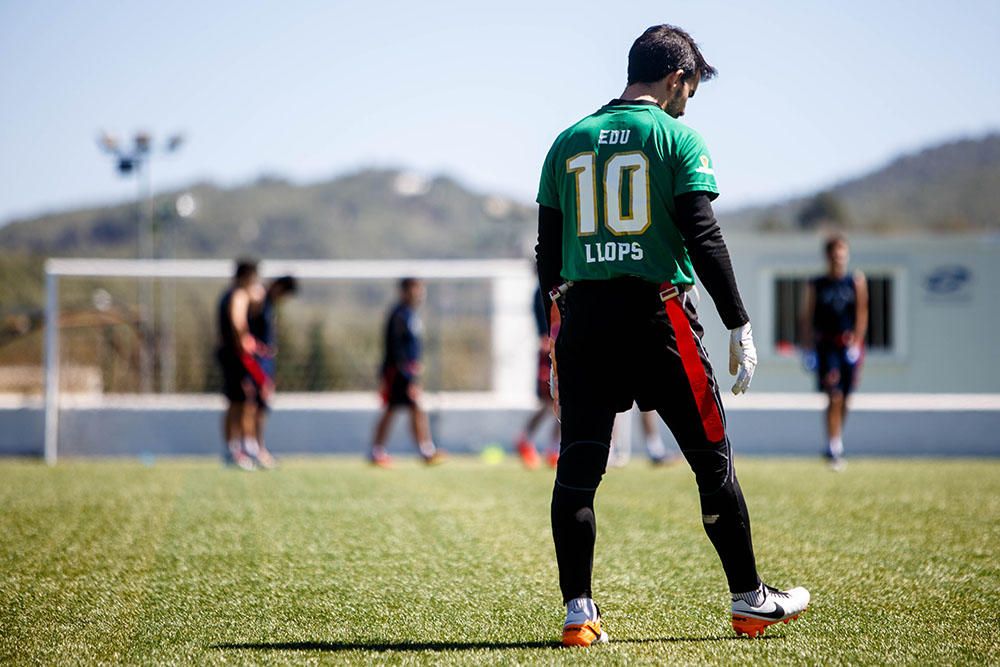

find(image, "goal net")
[41,258,537,463]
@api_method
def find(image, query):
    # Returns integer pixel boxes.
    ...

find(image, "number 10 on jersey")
[567,151,651,237]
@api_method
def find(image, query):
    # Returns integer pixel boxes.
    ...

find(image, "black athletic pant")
[551,278,759,603]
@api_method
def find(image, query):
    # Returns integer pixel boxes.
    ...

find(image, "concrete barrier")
[1,393,998,459]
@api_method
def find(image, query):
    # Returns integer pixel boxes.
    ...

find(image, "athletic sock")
[227,438,242,455]
[699,474,760,593]
[566,596,599,621]
[418,441,437,458]
[242,438,260,457]
[828,436,844,458]
[646,434,667,460]
[732,582,765,607]
[371,444,388,459]
[552,484,598,603]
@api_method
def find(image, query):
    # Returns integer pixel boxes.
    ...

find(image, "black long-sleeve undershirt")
[535,204,564,326]
[534,192,749,331]
[673,192,749,330]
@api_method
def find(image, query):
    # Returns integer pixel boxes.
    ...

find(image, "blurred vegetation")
[0,169,519,393]
[0,168,533,260]
[719,133,1000,233]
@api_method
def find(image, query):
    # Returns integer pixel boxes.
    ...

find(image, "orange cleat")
[562,619,608,647]
[731,584,809,638]
[517,439,541,469]
[546,448,560,468]
[370,451,393,468]
[423,450,448,466]
[561,597,608,647]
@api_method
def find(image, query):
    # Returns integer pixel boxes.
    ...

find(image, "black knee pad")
[556,440,610,492]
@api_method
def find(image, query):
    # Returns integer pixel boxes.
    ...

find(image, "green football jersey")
[537,101,719,285]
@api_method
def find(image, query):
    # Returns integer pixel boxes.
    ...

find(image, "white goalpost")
[43,258,538,464]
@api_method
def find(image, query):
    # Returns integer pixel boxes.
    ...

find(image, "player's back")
[538,101,719,286]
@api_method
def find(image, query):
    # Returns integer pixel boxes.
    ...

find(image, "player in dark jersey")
[247,274,298,469]
[216,259,269,470]
[370,278,444,467]
[513,285,561,469]
[536,25,809,645]
[800,235,868,470]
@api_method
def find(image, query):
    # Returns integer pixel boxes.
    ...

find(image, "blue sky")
[1,0,998,224]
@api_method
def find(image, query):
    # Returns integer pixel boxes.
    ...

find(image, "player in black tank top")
[801,236,868,469]
[215,260,268,470]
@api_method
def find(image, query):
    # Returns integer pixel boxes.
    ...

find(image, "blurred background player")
[800,235,868,470]
[370,278,444,467]
[608,408,679,467]
[215,259,269,470]
[247,275,299,469]
[514,285,561,469]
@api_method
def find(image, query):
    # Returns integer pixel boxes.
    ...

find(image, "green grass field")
[1,457,997,665]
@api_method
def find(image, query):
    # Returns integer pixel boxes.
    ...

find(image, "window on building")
[773,275,894,352]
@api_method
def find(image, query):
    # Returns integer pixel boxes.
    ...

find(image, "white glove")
[845,343,862,365]
[728,322,757,395]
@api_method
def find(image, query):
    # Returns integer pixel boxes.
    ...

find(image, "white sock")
[829,436,844,457]
[243,438,260,457]
[646,435,667,460]
[732,583,765,607]
[418,441,436,458]
[372,444,388,458]
[566,596,599,622]
[227,439,241,454]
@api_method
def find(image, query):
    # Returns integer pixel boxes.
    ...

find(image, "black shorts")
[380,367,416,407]
[555,278,727,448]
[216,348,258,404]
[816,342,860,396]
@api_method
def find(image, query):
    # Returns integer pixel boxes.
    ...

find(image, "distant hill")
[719,133,1000,233]
[2,132,999,262]
[0,169,534,260]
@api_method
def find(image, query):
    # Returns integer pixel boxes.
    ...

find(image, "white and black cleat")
[731,584,810,638]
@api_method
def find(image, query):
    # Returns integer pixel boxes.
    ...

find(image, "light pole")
[97,131,184,393]
[158,192,197,393]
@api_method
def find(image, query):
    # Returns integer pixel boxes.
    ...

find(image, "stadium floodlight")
[158,192,197,393]
[95,130,187,393]
[166,134,185,152]
[175,193,196,218]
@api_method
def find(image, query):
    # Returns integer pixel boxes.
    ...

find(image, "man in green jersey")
[536,24,809,646]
